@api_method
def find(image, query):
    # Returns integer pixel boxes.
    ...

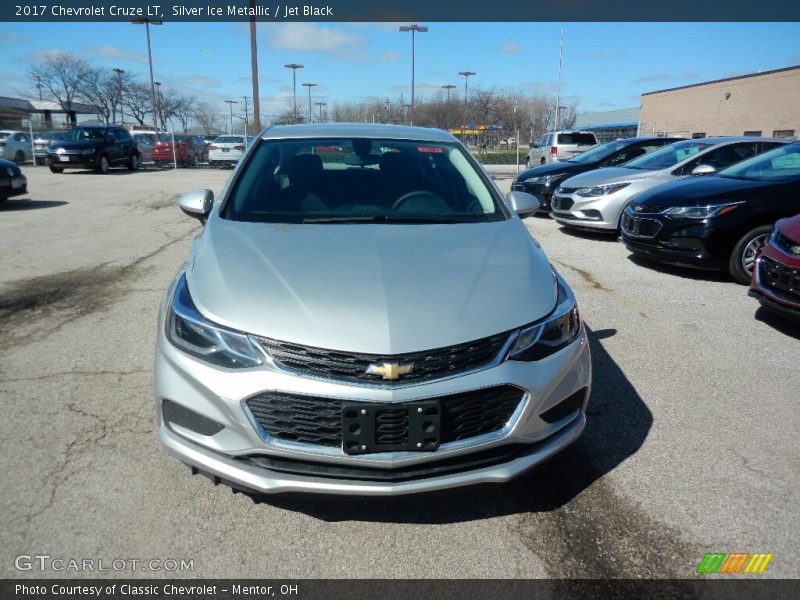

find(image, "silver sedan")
[154,124,591,497]
[550,137,787,233]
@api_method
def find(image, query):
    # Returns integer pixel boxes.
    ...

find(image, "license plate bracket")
[342,400,441,455]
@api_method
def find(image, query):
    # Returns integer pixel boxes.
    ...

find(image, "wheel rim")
[741,233,769,275]
[132,155,138,169]
[101,157,109,172]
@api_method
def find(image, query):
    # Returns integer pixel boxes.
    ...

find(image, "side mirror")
[178,189,214,223]
[691,164,716,176]
[506,191,540,218]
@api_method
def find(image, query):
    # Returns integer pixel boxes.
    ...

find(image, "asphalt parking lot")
[0,165,798,579]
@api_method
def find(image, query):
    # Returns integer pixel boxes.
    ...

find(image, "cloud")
[377,51,401,63]
[521,81,559,94]
[264,23,367,57]
[80,45,147,64]
[20,48,67,63]
[633,72,702,84]
[499,42,521,54]
[0,32,28,44]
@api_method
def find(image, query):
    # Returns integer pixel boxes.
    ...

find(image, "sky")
[0,21,798,123]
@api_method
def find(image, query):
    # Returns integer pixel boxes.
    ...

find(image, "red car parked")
[151,134,208,167]
[750,213,800,322]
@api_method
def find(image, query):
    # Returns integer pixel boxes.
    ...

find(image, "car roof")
[261,123,457,143]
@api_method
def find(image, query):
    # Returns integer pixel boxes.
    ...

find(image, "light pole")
[442,84,456,102]
[34,75,43,100]
[399,24,428,109]
[302,83,317,122]
[315,102,327,123]
[458,71,476,106]
[284,63,304,122]
[225,100,238,133]
[112,68,124,125]
[553,23,564,132]
[153,80,162,130]
[132,17,163,133]
[248,0,260,135]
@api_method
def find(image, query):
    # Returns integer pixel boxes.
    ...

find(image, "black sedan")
[0,157,27,204]
[511,136,685,213]
[620,142,800,284]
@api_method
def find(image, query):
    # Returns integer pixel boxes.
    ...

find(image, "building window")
[743,130,762,137]
[773,130,795,138]
[692,132,706,139]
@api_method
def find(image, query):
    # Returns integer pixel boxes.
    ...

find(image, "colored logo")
[696,552,773,574]
[365,362,414,380]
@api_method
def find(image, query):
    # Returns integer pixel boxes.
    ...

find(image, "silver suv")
[527,130,597,167]
[154,124,592,497]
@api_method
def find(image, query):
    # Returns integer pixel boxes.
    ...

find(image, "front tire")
[97,155,110,174]
[128,153,140,171]
[728,225,772,285]
[49,165,63,174]
[14,151,25,164]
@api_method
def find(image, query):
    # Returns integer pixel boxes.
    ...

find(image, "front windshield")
[222,138,507,224]
[568,139,631,164]
[624,139,714,170]
[719,143,800,181]
[64,127,106,142]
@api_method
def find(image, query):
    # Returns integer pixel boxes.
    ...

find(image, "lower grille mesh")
[245,385,525,449]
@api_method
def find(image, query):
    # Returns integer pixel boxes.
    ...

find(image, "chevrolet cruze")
[154,124,591,497]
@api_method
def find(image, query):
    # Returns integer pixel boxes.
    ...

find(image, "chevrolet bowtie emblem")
[366,362,414,380]
[791,245,800,255]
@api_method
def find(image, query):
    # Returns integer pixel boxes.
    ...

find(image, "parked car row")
[513,137,800,322]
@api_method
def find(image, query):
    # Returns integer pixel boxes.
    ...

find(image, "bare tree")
[122,82,152,127]
[172,95,196,132]
[28,52,93,125]
[193,101,219,134]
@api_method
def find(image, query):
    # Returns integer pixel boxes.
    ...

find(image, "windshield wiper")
[302,215,474,224]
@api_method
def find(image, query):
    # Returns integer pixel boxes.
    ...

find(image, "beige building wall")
[638,66,800,138]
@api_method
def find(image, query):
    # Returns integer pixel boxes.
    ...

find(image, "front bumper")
[550,191,627,231]
[154,317,592,496]
[0,176,27,198]
[749,249,800,321]
[619,235,722,269]
[46,154,98,169]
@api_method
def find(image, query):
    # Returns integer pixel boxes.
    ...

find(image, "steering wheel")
[392,190,446,212]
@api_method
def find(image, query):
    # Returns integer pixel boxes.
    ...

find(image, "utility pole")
[458,71,476,106]
[132,17,163,133]
[225,99,238,133]
[284,63,304,122]
[399,25,428,109]
[34,75,43,100]
[241,96,251,136]
[553,23,564,132]
[153,80,162,130]
[112,68,125,126]
[302,83,317,122]
[248,0,260,135]
[315,102,327,122]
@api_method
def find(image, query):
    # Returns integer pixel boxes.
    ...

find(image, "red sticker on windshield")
[417,146,443,153]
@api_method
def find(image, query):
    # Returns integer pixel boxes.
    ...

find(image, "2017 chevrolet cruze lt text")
[154,124,592,497]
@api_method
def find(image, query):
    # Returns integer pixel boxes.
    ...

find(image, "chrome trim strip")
[250,330,519,390]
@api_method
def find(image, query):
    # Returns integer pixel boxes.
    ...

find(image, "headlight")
[661,201,744,219]
[55,147,66,155]
[576,182,630,197]
[506,272,581,361]
[81,148,96,155]
[166,274,263,368]
[522,174,564,186]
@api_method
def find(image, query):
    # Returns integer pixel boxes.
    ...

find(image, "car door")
[14,132,31,162]
[104,129,121,164]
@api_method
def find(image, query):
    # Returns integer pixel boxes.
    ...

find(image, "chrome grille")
[759,256,800,302]
[257,332,511,384]
[622,214,662,238]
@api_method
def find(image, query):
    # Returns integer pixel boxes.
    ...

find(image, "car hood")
[631,176,777,211]
[516,161,586,181]
[561,166,659,188]
[778,213,800,242]
[185,218,557,354]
